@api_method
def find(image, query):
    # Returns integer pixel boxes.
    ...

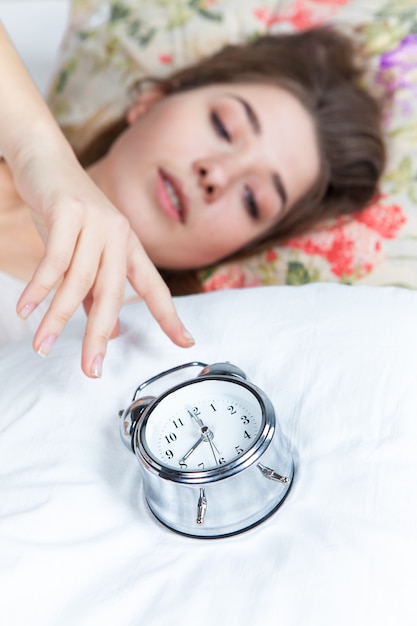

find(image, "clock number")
[165,432,177,444]
[227,405,237,415]
[198,462,205,469]
[240,415,250,425]
[179,461,187,469]
[192,406,201,416]
[218,457,226,465]
[165,450,174,460]
[244,430,251,440]
[235,446,244,455]
[172,418,184,429]
[210,403,216,412]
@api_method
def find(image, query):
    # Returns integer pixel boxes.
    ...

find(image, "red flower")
[159,54,173,65]
[253,0,350,31]
[312,0,349,5]
[287,228,357,277]
[252,7,283,27]
[355,196,406,239]
[283,196,407,279]
[282,1,316,30]
[265,249,278,262]
[203,267,247,291]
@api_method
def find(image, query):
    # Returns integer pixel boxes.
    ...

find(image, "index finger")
[127,233,195,348]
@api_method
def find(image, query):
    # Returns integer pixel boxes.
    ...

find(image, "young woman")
[0,25,385,376]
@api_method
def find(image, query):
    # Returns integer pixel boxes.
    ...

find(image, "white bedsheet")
[0,284,416,626]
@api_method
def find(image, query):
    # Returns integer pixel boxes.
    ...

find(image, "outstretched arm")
[0,22,194,378]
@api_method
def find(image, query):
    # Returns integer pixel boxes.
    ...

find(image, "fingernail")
[90,354,104,378]
[17,302,36,320]
[183,327,195,346]
[36,334,57,357]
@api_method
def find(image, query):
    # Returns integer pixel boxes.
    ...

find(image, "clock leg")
[196,488,208,525]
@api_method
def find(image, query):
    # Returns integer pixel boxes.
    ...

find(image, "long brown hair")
[78,26,386,295]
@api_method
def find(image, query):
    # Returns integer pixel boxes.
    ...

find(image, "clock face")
[141,378,265,471]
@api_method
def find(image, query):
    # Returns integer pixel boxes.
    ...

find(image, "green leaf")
[55,69,70,94]
[54,58,77,94]
[198,267,215,282]
[127,18,141,37]
[138,28,156,46]
[78,30,94,41]
[197,8,223,21]
[110,3,130,22]
[127,18,156,43]
[409,188,417,205]
[286,261,311,285]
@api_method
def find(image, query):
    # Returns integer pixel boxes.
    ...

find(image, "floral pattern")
[47,0,417,290]
[253,0,351,31]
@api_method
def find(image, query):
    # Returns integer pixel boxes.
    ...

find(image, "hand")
[185,405,221,465]
[0,24,193,376]
[186,405,205,429]
[11,137,194,377]
[179,435,204,465]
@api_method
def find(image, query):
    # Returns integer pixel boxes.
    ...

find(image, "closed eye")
[243,186,260,220]
[210,111,231,142]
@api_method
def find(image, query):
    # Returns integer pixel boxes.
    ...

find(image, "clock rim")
[133,376,276,485]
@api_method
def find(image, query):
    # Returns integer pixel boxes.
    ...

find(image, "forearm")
[0,22,75,169]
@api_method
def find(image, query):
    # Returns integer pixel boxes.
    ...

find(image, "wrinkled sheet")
[0,284,416,626]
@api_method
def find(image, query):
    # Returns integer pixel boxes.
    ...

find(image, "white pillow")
[0,283,416,625]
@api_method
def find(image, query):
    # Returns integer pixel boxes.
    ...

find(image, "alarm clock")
[119,362,294,538]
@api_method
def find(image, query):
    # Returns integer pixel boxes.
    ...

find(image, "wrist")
[9,117,76,173]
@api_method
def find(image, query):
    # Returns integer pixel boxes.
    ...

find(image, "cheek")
[195,206,257,252]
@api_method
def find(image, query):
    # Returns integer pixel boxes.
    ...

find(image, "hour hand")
[179,436,204,465]
[186,404,205,429]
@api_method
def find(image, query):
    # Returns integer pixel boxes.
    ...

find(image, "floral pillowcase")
[48,0,417,290]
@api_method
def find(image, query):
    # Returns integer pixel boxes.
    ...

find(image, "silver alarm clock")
[119,362,294,538]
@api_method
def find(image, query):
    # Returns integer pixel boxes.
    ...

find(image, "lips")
[156,169,186,223]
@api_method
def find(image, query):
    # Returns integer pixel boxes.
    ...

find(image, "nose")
[193,154,251,203]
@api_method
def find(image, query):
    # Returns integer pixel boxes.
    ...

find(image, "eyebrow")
[229,94,288,209]
[232,95,261,134]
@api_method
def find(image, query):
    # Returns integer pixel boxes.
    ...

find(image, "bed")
[1,2,416,625]
[1,284,417,625]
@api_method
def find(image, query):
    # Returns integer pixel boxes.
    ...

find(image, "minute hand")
[179,436,204,464]
[185,405,222,462]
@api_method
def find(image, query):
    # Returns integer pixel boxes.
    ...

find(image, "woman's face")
[90,82,320,269]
